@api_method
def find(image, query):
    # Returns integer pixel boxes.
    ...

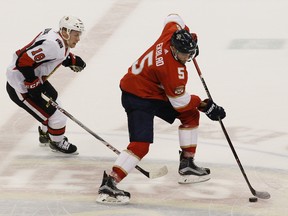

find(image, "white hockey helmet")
[59,16,85,34]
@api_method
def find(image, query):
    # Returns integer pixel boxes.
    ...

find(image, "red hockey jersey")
[120,14,201,113]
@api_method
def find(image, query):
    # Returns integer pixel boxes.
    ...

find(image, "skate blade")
[39,142,50,147]
[96,194,130,205]
[178,174,210,184]
[50,149,79,155]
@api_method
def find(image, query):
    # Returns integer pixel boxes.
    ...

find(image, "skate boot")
[96,171,130,204]
[38,126,50,146]
[49,137,78,155]
[178,151,211,184]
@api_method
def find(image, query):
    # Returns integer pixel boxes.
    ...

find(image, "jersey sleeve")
[158,66,201,112]
[163,14,190,33]
[16,37,60,81]
[164,14,185,28]
[36,40,61,61]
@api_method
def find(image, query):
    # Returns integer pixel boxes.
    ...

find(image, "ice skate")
[49,137,78,155]
[38,126,50,146]
[96,171,130,204]
[178,151,210,184]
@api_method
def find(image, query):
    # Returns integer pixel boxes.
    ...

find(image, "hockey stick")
[192,58,270,199]
[41,93,168,179]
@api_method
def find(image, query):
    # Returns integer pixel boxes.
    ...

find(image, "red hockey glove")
[24,77,43,100]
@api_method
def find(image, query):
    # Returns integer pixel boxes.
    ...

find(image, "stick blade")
[149,165,168,179]
[254,191,271,199]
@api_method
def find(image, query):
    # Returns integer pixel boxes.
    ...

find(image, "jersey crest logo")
[174,85,185,95]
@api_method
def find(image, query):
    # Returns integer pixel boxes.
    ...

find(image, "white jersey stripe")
[168,92,191,110]
[15,91,48,121]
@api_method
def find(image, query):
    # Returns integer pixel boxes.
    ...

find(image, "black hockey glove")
[193,45,199,59]
[199,99,226,121]
[62,53,86,72]
[24,77,43,101]
[190,33,199,59]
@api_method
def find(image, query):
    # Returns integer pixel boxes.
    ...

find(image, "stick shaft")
[41,94,152,178]
[192,58,269,198]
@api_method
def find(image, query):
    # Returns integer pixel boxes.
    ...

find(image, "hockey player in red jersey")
[97,14,226,203]
[6,16,86,154]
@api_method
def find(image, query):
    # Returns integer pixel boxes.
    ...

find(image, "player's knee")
[127,141,150,159]
[48,109,67,128]
[178,109,200,126]
[179,124,197,129]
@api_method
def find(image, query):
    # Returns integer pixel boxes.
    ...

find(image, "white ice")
[0,0,287,215]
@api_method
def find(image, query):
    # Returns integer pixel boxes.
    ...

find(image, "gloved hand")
[193,45,199,59]
[199,99,226,121]
[62,53,86,72]
[24,77,43,100]
[191,33,198,43]
[191,33,199,59]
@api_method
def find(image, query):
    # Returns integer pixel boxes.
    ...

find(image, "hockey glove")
[193,45,199,59]
[191,33,198,43]
[62,53,86,72]
[191,33,199,59]
[199,99,226,121]
[24,77,43,101]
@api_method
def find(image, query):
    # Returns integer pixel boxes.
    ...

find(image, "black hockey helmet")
[171,29,196,54]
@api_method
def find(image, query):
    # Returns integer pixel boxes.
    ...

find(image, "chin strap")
[170,46,179,61]
[170,46,193,64]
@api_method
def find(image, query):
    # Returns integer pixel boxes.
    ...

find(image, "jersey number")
[131,51,186,80]
[31,48,45,61]
[178,67,185,79]
[131,51,153,75]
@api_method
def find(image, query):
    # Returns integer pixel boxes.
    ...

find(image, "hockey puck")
[249,197,258,202]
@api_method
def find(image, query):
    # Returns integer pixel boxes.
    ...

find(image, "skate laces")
[57,139,70,150]
[38,127,48,138]
[179,157,210,175]
[101,176,125,195]
[105,176,117,189]
[39,130,47,137]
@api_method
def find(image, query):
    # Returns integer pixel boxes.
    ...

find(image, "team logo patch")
[174,85,185,95]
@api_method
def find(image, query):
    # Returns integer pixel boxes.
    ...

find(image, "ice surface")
[0,0,287,215]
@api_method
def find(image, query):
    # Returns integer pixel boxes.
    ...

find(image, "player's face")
[67,30,81,48]
[171,46,191,65]
[176,52,190,64]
